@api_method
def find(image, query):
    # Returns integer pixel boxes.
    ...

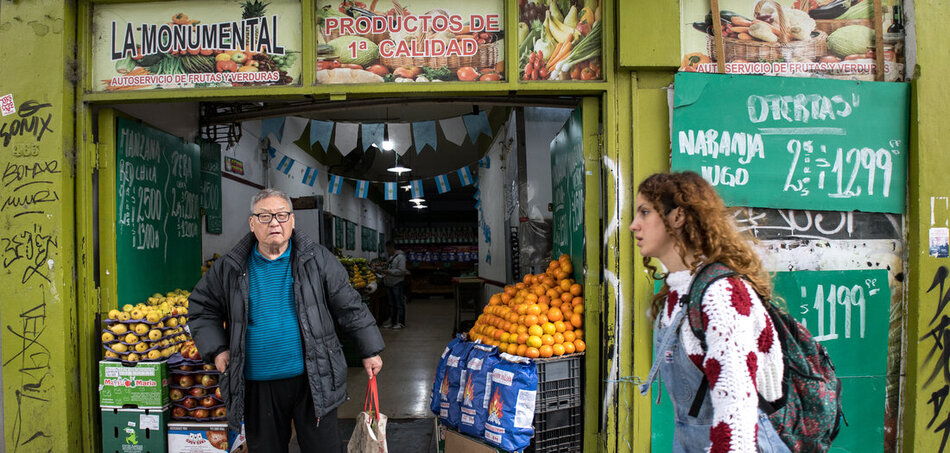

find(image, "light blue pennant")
[385,182,397,200]
[435,174,451,194]
[262,117,286,143]
[410,180,424,199]
[473,189,480,200]
[303,167,318,186]
[474,200,481,209]
[268,146,277,158]
[463,111,492,144]
[478,156,491,168]
[310,120,334,152]
[276,156,294,175]
[328,174,344,194]
[356,180,370,198]
[412,121,437,153]
[361,123,385,152]
[457,167,473,186]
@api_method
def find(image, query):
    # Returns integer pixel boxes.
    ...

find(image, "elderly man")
[188,188,384,452]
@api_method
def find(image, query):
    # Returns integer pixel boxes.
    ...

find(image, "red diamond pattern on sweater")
[705,357,722,389]
[757,315,774,353]
[666,290,679,319]
[709,421,733,453]
[747,352,758,389]
[728,277,752,316]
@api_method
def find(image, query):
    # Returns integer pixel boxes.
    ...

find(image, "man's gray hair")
[250,188,293,213]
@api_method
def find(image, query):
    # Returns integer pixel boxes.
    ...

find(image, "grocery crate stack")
[168,340,226,422]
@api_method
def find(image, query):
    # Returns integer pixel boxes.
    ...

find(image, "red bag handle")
[363,375,381,422]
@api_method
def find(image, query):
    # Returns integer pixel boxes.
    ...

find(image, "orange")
[508,313,520,323]
[508,323,519,334]
[524,314,539,327]
[516,333,529,345]
[542,322,556,336]
[559,279,572,292]
[539,345,554,358]
[554,321,567,333]
[504,286,516,297]
[507,343,519,355]
[533,285,546,296]
[527,304,541,316]
[538,294,550,306]
[516,344,528,356]
[574,329,584,340]
[499,342,509,352]
[538,314,548,325]
[560,262,573,274]
[527,336,543,349]
[528,325,544,337]
[572,296,584,306]
[552,343,566,356]
[490,294,502,305]
[563,331,576,343]
[555,270,569,281]
[549,260,560,270]
[538,303,549,313]
[573,339,586,352]
[517,325,528,334]
[560,292,573,304]
[570,283,583,296]
[525,293,538,303]
[570,313,583,328]
[563,322,574,331]
[563,341,576,354]
[545,288,559,299]
[526,347,540,358]
[500,293,511,304]
[573,305,584,314]
[553,333,565,344]
[493,329,504,340]
[499,332,510,343]
[541,334,555,346]
[523,274,533,284]
[548,307,563,322]
[517,304,528,315]
[515,282,526,290]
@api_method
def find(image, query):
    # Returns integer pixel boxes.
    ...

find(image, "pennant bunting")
[385,182,397,200]
[303,167,318,186]
[475,200,481,209]
[334,123,359,156]
[268,146,277,158]
[463,111,492,144]
[435,174,451,194]
[261,117,286,143]
[310,119,334,152]
[361,123,385,151]
[355,180,370,198]
[328,174,344,194]
[283,116,309,145]
[388,123,412,156]
[410,180,424,199]
[457,167,473,186]
[276,156,295,175]
[439,116,467,146]
[412,121,438,153]
[473,189,480,200]
[478,156,491,168]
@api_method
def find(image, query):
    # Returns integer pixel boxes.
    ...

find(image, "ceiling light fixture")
[409,198,425,204]
[401,184,412,191]
[381,139,394,151]
[412,204,427,209]
[387,164,411,175]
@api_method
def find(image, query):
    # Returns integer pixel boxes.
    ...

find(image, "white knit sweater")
[662,270,784,453]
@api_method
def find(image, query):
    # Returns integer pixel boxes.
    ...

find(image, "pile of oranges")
[469,254,586,359]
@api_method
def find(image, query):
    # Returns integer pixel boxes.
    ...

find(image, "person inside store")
[381,240,408,329]
[631,172,789,452]
[188,188,385,453]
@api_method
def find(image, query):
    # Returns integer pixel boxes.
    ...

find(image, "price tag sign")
[0,94,15,116]
[671,73,909,213]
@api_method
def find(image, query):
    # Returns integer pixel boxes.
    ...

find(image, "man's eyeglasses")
[252,212,292,223]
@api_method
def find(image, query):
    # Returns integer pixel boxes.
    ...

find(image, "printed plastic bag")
[430,335,465,416]
[483,353,538,452]
[440,340,478,428]
[458,344,501,438]
[348,376,388,453]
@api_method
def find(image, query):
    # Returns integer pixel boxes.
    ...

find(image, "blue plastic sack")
[429,335,464,416]
[483,353,538,451]
[437,339,477,428]
[458,344,501,438]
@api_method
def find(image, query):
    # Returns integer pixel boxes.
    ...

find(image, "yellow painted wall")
[0,1,79,452]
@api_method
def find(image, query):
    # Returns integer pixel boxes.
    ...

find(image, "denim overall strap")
[638,306,688,396]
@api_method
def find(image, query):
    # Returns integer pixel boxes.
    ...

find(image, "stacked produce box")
[166,340,234,452]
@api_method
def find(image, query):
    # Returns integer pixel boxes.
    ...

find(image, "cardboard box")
[167,422,230,453]
[440,420,508,453]
[99,360,169,408]
[101,406,169,453]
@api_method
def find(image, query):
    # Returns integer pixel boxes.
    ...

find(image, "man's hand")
[215,350,230,373]
[362,355,382,378]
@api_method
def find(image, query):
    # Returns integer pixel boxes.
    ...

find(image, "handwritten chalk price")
[784,139,897,200]
[798,280,882,342]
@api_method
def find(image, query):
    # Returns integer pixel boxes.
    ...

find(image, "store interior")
[101,97,583,451]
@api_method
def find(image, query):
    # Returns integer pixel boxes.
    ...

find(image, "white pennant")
[334,122,360,156]
[282,116,309,146]
[439,116,467,146]
[388,123,412,156]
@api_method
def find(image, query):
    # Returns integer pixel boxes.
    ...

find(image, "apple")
[201,396,217,408]
[199,374,218,387]
[193,409,210,419]
[182,398,198,409]
[169,389,184,401]
[179,375,195,387]
[212,407,227,418]
[172,406,187,418]
[202,364,216,371]
[178,365,194,372]
[189,387,207,398]
[215,387,222,399]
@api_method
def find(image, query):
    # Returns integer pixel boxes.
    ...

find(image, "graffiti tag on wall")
[922,266,950,452]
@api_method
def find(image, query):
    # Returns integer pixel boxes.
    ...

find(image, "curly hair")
[637,171,772,319]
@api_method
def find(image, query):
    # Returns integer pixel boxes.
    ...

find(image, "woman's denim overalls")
[639,300,790,453]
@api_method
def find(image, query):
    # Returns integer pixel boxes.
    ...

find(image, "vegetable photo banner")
[518,0,603,81]
[315,0,505,84]
[670,72,909,213]
[92,0,302,91]
[679,0,906,81]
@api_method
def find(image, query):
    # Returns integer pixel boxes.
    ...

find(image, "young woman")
[631,172,788,453]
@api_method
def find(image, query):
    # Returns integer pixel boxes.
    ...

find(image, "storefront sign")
[671,72,908,213]
[518,0,602,81]
[315,1,504,83]
[92,0,302,91]
[680,0,906,81]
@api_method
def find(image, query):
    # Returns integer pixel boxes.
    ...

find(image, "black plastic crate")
[526,405,583,453]
[534,353,583,413]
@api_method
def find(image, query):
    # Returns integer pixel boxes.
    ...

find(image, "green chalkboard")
[378,233,385,254]
[361,226,377,252]
[550,107,584,281]
[346,220,356,251]
[334,216,344,249]
[671,73,909,213]
[651,269,890,452]
[199,140,222,234]
[115,117,201,305]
